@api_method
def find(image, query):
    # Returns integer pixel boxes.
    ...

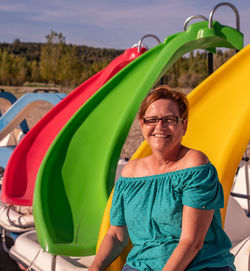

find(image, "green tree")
[57,45,82,86]
[12,55,27,85]
[29,60,41,82]
[40,31,66,83]
[0,50,13,85]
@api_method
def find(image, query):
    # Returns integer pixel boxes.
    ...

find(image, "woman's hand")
[162,205,214,271]
[88,225,129,271]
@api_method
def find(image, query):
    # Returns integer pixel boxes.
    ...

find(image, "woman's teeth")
[153,134,169,138]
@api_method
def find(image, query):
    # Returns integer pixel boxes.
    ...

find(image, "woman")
[89,85,235,271]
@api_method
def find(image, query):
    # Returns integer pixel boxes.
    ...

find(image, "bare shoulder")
[121,156,150,177]
[183,148,209,168]
[121,159,141,177]
[121,159,137,177]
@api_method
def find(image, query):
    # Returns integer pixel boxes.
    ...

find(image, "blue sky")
[0,0,249,49]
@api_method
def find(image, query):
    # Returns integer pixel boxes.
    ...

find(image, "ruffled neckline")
[119,162,212,181]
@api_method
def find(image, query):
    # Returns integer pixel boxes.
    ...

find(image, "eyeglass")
[143,115,183,126]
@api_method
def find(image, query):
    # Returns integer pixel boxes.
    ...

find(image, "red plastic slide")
[1,46,146,206]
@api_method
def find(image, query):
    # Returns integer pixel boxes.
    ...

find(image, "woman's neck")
[150,145,188,172]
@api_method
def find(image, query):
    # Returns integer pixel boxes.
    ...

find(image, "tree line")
[0,31,235,89]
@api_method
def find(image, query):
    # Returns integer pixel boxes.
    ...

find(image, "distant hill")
[0,37,234,88]
[0,40,123,63]
[0,38,124,87]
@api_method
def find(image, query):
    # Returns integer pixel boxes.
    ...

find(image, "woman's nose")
[155,119,167,128]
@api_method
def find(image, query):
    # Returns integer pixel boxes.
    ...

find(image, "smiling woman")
[89,85,235,271]
[88,85,235,271]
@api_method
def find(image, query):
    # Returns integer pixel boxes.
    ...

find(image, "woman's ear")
[182,119,188,135]
[140,118,144,129]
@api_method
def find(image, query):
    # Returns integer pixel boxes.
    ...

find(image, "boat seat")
[0,204,34,232]
[230,236,250,271]
[224,195,250,247]
[10,230,95,270]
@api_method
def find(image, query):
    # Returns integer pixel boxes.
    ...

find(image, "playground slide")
[0,47,146,207]
[0,92,28,169]
[0,93,65,169]
[33,20,243,257]
[97,44,250,271]
[0,92,66,141]
[0,91,29,136]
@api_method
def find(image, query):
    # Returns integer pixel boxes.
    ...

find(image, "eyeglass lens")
[143,116,182,125]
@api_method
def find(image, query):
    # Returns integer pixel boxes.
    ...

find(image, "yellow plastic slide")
[97,44,250,270]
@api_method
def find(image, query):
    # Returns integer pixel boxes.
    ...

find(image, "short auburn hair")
[138,85,189,120]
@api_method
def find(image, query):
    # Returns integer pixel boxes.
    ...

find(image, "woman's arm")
[88,225,129,271]
[162,205,214,271]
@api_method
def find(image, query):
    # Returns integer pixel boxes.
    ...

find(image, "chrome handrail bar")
[183,15,208,31]
[136,34,161,52]
[209,2,240,30]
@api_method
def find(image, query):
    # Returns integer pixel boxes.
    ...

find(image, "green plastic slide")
[33,21,243,256]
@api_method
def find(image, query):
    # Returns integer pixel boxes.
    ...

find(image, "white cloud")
[0,3,26,12]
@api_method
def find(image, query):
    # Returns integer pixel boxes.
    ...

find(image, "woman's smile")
[153,133,170,138]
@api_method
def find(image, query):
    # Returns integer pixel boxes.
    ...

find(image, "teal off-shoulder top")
[110,162,235,271]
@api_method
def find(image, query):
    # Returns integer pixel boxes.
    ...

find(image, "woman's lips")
[152,134,171,138]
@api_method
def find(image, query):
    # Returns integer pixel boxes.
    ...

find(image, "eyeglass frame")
[143,115,184,126]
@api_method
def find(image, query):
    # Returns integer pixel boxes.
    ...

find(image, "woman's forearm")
[162,238,202,271]
[163,206,214,270]
[89,227,128,271]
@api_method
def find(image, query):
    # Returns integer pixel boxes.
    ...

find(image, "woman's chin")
[149,138,170,151]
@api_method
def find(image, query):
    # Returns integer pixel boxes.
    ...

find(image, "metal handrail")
[183,15,208,31]
[1,229,10,254]
[33,88,59,93]
[230,192,250,200]
[244,151,250,214]
[209,2,240,30]
[231,151,250,215]
[6,205,35,229]
[136,34,161,52]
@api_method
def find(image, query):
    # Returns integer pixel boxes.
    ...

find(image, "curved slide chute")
[97,44,250,271]
[0,93,66,141]
[0,91,29,135]
[0,93,64,170]
[1,47,146,206]
[33,21,243,257]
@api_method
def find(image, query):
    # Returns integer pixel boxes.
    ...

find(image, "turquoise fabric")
[110,162,235,271]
